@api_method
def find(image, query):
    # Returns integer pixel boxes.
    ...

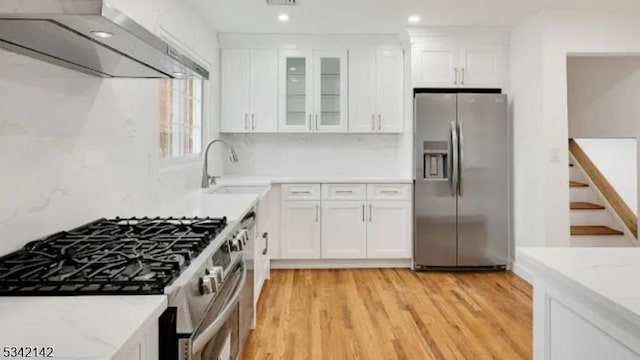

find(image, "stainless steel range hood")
[0,0,209,79]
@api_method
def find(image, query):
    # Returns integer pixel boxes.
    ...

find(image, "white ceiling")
[189,0,640,34]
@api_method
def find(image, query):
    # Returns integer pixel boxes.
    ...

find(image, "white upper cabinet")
[458,43,503,89]
[279,50,314,133]
[221,49,251,133]
[349,48,404,133]
[376,49,404,133]
[250,50,279,132]
[279,50,348,133]
[221,49,278,133]
[348,49,377,133]
[411,41,459,88]
[411,31,507,89]
[314,50,348,133]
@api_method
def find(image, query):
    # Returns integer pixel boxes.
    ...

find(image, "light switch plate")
[550,147,561,163]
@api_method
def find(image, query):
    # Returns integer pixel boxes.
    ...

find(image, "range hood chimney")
[0,0,209,79]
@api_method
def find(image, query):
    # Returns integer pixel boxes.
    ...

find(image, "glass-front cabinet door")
[313,50,348,133]
[279,50,313,132]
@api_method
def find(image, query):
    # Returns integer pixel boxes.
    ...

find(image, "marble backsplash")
[0,0,219,254]
[222,133,404,178]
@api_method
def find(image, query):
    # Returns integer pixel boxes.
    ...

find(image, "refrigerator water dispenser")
[422,141,448,180]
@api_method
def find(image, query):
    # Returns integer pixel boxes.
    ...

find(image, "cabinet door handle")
[378,114,382,130]
[454,67,458,85]
[371,114,375,131]
[362,204,365,222]
[244,113,249,130]
[461,68,465,85]
[315,205,319,222]
[309,114,312,131]
[369,204,373,222]
[252,114,256,130]
[315,114,319,130]
[262,232,268,255]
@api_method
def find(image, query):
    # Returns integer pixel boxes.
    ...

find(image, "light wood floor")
[242,269,532,360]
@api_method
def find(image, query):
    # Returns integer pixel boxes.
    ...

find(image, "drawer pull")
[335,190,354,194]
[291,191,311,195]
[380,190,400,194]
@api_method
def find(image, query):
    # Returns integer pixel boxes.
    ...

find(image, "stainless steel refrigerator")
[414,93,509,270]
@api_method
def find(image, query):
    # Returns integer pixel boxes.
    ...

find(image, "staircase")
[569,159,634,247]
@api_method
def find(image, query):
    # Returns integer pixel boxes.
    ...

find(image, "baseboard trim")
[271,259,412,269]
[511,261,533,284]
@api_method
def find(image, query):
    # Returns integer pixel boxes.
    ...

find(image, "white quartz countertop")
[518,247,640,328]
[0,295,167,359]
[0,191,262,359]
[217,175,413,185]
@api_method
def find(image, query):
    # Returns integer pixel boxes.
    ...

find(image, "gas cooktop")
[0,217,228,296]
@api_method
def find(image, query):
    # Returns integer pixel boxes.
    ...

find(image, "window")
[159,79,204,159]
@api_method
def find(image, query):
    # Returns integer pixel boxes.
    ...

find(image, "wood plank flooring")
[242,269,532,360]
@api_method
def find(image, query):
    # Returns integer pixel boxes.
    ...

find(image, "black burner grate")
[0,217,227,296]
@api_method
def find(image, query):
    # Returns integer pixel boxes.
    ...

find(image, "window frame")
[157,29,212,170]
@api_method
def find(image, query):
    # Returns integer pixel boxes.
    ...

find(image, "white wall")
[575,139,637,215]
[222,134,404,177]
[0,0,220,254]
[511,11,640,248]
[509,14,546,248]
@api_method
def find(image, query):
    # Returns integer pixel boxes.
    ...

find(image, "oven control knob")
[199,276,214,295]
[230,238,242,252]
[198,274,221,296]
[208,266,224,285]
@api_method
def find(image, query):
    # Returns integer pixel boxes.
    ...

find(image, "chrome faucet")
[201,138,239,188]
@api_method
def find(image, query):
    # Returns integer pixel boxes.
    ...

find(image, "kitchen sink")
[208,185,267,195]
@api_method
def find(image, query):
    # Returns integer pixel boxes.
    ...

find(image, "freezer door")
[456,94,509,267]
[414,94,458,267]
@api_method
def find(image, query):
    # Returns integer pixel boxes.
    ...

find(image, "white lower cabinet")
[280,200,321,259]
[367,201,412,258]
[321,201,367,259]
[279,184,411,261]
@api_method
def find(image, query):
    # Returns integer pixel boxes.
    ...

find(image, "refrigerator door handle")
[457,122,464,196]
[450,121,459,196]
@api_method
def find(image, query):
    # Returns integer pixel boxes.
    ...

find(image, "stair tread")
[570,202,605,210]
[571,226,624,236]
[570,181,588,188]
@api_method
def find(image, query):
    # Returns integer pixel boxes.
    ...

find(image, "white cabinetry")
[349,49,404,133]
[114,320,158,360]
[279,183,411,261]
[322,201,367,259]
[411,30,507,89]
[280,200,321,259]
[279,50,348,133]
[221,49,278,133]
[367,201,412,258]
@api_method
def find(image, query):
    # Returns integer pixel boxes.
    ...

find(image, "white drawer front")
[322,184,366,201]
[367,184,412,201]
[281,184,321,201]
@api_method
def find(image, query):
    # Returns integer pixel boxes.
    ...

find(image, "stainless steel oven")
[159,210,256,360]
[189,258,245,360]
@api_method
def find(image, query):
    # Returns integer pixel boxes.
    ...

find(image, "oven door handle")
[191,265,247,355]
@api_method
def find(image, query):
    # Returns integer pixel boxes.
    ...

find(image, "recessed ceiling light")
[408,15,421,24]
[173,72,185,77]
[278,14,290,23]
[289,67,296,71]
[91,31,113,38]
